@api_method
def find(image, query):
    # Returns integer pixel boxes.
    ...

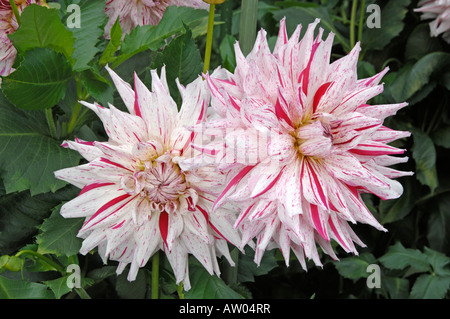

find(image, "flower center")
[120,140,198,215]
[293,118,333,159]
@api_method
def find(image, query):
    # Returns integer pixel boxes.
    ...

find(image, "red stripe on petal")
[251,169,284,198]
[310,204,329,240]
[112,219,126,229]
[308,163,329,209]
[349,143,405,156]
[313,82,333,113]
[99,158,132,171]
[234,203,254,229]
[75,138,95,146]
[328,216,350,251]
[299,42,320,95]
[213,165,255,210]
[159,210,169,248]
[79,182,115,196]
[196,205,230,243]
[274,94,293,127]
[84,194,132,228]
[133,74,142,117]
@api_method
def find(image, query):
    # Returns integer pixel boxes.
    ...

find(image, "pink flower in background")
[187,18,412,268]
[415,0,450,43]
[104,0,209,38]
[54,66,240,289]
[0,0,41,78]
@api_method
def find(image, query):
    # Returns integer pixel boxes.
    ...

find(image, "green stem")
[358,0,366,44]
[45,108,58,139]
[9,0,21,25]
[239,0,259,56]
[15,250,65,274]
[177,282,185,299]
[223,248,239,286]
[203,4,216,75]
[67,102,82,135]
[349,0,358,49]
[74,287,92,299]
[151,252,160,299]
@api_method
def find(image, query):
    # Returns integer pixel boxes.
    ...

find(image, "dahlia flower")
[0,0,41,79]
[104,0,209,38]
[185,19,412,268]
[415,0,450,43]
[54,66,241,289]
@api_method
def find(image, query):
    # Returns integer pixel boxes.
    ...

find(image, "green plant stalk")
[239,0,258,56]
[74,287,92,299]
[151,251,160,299]
[177,282,185,299]
[45,108,57,139]
[349,0,358,49]
[67,102,82,135]
[358,0,366,44]
[203,4,216,74]
[9,0,21,25]
[15,250,65,274]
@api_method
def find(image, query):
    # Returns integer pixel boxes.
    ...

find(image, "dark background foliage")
[0,0,449,300]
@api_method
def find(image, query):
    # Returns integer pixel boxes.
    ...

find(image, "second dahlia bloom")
[186,19,412,268]
[104,0,209,38]
[415,0,450,43]
[0,0,41,79]
[54,66,241,289]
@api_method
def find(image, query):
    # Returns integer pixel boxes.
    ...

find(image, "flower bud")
[202,0,226,4]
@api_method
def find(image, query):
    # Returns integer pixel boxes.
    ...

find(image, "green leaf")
[99,17,122,67]
[219,34,237,72]
[427,195,450,251]
[184,264,244,299]
[237,246,277,283]
[431,125,450,149]
[379,242,431,272]
[87,266,118,281]
[43,276,72,299]
[0,275,54,299]
[333,253,377,280]
[405,24,443,61]
[411,129,438,192]
[36,206,84,257]
[80,68,114,107]
[272,6,350,52]
[0,187,78,254]
[115,269,148,299]
[69,0,108,71]
[362,0,411,51]
[423,247,450,277]
[2,48,73,110]
[8,4,74,60]
[381,276,410,299]
[0,91,81,195]
[151,27,203,107]
[114,6,208,67]
[410,274,450,299]
[379,178,419,224]
[389,52,450,102]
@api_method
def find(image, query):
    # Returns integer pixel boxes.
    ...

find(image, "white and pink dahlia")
[54,66,241,289]
[415,0,450,43]
[104,0,209,38]
[0,0,41,78]
[186,19,412,268]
